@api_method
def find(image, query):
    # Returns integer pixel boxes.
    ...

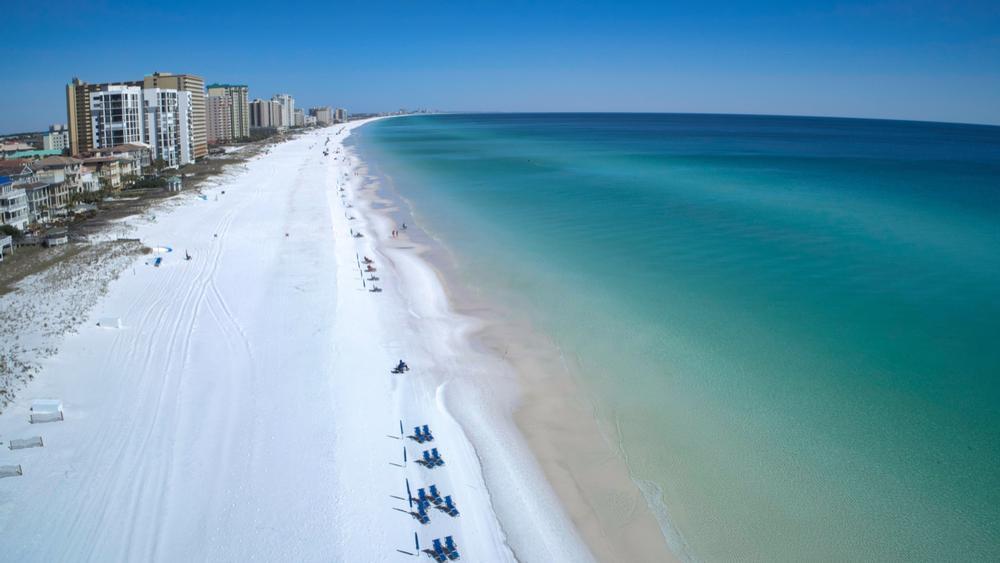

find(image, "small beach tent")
[9,436,43,450]
[0,465,23,478]
[30,399,64,423]
[97,317,123,329]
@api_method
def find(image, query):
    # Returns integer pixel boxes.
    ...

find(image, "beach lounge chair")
[444,496,460,517]
[428,484,443,504]
[445,536,461,560]
[420,450,437,469]
[416,500,431,524]
[433,539,449,561]
[422,424,433,441]
[431,448,445,466]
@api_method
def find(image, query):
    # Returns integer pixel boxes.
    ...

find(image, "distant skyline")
[2,0,999,134]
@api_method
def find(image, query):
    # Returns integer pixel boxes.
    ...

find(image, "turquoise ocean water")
[355,114,1000,561]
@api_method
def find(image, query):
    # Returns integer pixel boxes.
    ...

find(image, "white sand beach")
[0,120,595,562]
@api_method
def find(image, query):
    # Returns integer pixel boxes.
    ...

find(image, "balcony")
[0,189,28,214]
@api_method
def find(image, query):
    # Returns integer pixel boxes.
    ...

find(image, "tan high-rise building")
[250,99,285,128]
[143,72,207,159]
[66,77,141,156]
[206,95,233,143]
[309,107,332,125]
[207,84,250,139]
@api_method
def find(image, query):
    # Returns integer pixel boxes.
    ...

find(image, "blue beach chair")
[431,448,445,466]
[445,536,461,560]
[416,500,431,524]
[423,424,433,441]
[409,426,426,443]
[428,484,443,504]
[444,495,460,517]
[433,538,449,561]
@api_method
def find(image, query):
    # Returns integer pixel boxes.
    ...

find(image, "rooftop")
[1,142,35,151]
[0,159,33,175]
[33,156,82,168]
[107,143,150,153]
[82,156,122,164]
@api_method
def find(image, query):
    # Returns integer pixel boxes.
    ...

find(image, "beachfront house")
[23,180,70,223]
[0,175,30,230]
[79,167,99,192]
[109,144,151,173]
[31,156,83,193]
[82,156,123,191]
[0,159,36,185]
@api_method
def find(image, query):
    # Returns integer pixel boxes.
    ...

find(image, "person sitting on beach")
[397,360,409,372]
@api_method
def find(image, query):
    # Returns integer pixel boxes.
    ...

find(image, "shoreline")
[341,137,595,561]
[350,122,680,561]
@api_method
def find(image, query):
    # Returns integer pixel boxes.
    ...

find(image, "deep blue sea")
[356,113,1000,561]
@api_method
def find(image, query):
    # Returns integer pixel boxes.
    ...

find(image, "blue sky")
[2,0,999,133]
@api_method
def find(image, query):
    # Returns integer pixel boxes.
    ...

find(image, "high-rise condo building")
[206,95,233,143]
[143,72,207,160]
[90,85,145,148]
[271,94,295,129]
[143,89,194,167]
[66,77,141,155]
[249,99,285,128]
[43,125,70,152]
[335,108,347,123]
[309,107,332,125]
[206,84,250,139]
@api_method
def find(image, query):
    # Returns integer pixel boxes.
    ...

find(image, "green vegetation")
[127,176,167,190]
[68,188,113,205]
[0,224,22,239]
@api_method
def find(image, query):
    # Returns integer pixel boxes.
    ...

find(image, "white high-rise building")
[90,85,145,148]
[43,125,70,152]
[142,89,194,167]
[272,94,295,129]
